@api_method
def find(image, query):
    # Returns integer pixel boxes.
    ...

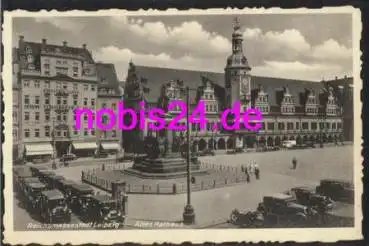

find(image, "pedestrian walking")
[292,157,297,169]
[248,162,253,175]
[246,173,250,183]
[241,165,244,172]
[255,163,260,180]
[244,168,250,183]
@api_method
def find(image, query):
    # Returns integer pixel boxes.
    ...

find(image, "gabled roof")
[21,41,94,69]
[96,63,121,96]
[133,65,327,107]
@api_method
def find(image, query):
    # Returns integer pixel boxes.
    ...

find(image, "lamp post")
[51,116,57,169]
[182,86,196,224]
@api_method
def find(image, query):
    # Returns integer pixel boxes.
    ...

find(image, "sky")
[12,14,353,82]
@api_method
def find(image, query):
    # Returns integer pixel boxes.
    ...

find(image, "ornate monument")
[123,90,206,179]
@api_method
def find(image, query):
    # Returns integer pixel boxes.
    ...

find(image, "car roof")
[71,183,94,192]
[51,175,65,181]
[59,179,77,186]
[25,182,46,189]
[39,170,56,176]
[321,179,353,185]
[265,193,294,200]
[292,186,314,192]
[93,195,117,203]
[30,166,49,171]
[15,169,33,178]
[42,189,65,200]
[22,177,40,183]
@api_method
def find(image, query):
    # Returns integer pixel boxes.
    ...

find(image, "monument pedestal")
[123,111,207,179]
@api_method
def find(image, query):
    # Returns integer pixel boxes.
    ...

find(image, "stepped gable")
[133,65,328,109]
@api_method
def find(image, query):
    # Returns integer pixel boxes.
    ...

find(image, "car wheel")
[230,212,238,224]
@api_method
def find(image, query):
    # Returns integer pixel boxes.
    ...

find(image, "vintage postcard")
[3,7,363,244]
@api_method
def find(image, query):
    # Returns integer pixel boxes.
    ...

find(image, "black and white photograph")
[3,7,363,244]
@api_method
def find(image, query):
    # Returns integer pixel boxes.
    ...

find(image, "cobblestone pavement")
[14,145,355,229]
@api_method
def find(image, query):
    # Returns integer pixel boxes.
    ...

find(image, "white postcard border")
[3,7,363,244]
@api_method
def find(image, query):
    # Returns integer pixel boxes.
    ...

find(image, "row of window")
[281,106,295,113]
[264,121,342,131]
[22,80,96,91]
[23,95,99,107]
[205,104,218,112]
[23,128,118,138]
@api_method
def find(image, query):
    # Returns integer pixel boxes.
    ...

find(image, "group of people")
[241,162,260,182]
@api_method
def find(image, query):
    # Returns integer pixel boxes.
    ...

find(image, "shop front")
[24,143,54,162]
[71,142,97,157]
[99,141,121,155]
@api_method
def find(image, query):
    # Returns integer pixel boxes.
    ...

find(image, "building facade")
[13,37,123,162]
[122,20,351,153]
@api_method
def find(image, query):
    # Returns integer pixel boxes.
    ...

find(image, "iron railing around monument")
[81,161,249,195]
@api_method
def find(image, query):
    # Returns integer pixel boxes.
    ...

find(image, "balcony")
[43,88,52,95]
[53,105,71,112]
[21,69,41,76]
[54,89,69,97]
[24,104,40,110]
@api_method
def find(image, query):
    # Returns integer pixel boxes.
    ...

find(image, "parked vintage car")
[257,193,318,226]
[229,209,264,228]
[22,181,47,211]
[37,170,56,184]
[39,189,72,223]
[198,149,215,156]
[56,179,77,196]
[80,195,125,225]
[13,167,33,191]
[44,175,65,189]
[286,187,334,212]
[94,152,109,158]
[29,165,49,177]
[316,179,354,204]
[60,153,78,162]
[68,183,95,215]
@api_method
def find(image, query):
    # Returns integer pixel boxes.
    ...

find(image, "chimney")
[335,76,338,80]
[42,38,47,45]
[344,75,347,79]
[18,35,25,51]
[82,44,87,49]
[63,41,68,47]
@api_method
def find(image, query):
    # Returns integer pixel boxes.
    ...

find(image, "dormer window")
[27,55,33,63]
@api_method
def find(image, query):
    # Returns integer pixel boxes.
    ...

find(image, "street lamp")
[51,116,57,169]
[182,86,196,224]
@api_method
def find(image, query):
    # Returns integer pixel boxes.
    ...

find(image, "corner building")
[122,21,352,153]
[13,37,123,161]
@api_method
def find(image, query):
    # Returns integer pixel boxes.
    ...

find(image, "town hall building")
[122,19,353,153]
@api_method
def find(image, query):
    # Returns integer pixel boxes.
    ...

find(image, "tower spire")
[233,17,241,31]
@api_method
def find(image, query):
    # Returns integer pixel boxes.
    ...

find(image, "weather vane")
[233,17,240,31]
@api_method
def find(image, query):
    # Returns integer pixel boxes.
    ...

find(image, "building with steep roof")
[13,37,122,161]
[122,20,351,153]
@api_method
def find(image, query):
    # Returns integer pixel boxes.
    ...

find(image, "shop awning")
[72,142,97,150]
[101,142,120,150]
[25,143,53,156]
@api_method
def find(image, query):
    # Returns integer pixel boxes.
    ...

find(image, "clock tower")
[224,18,252,110]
